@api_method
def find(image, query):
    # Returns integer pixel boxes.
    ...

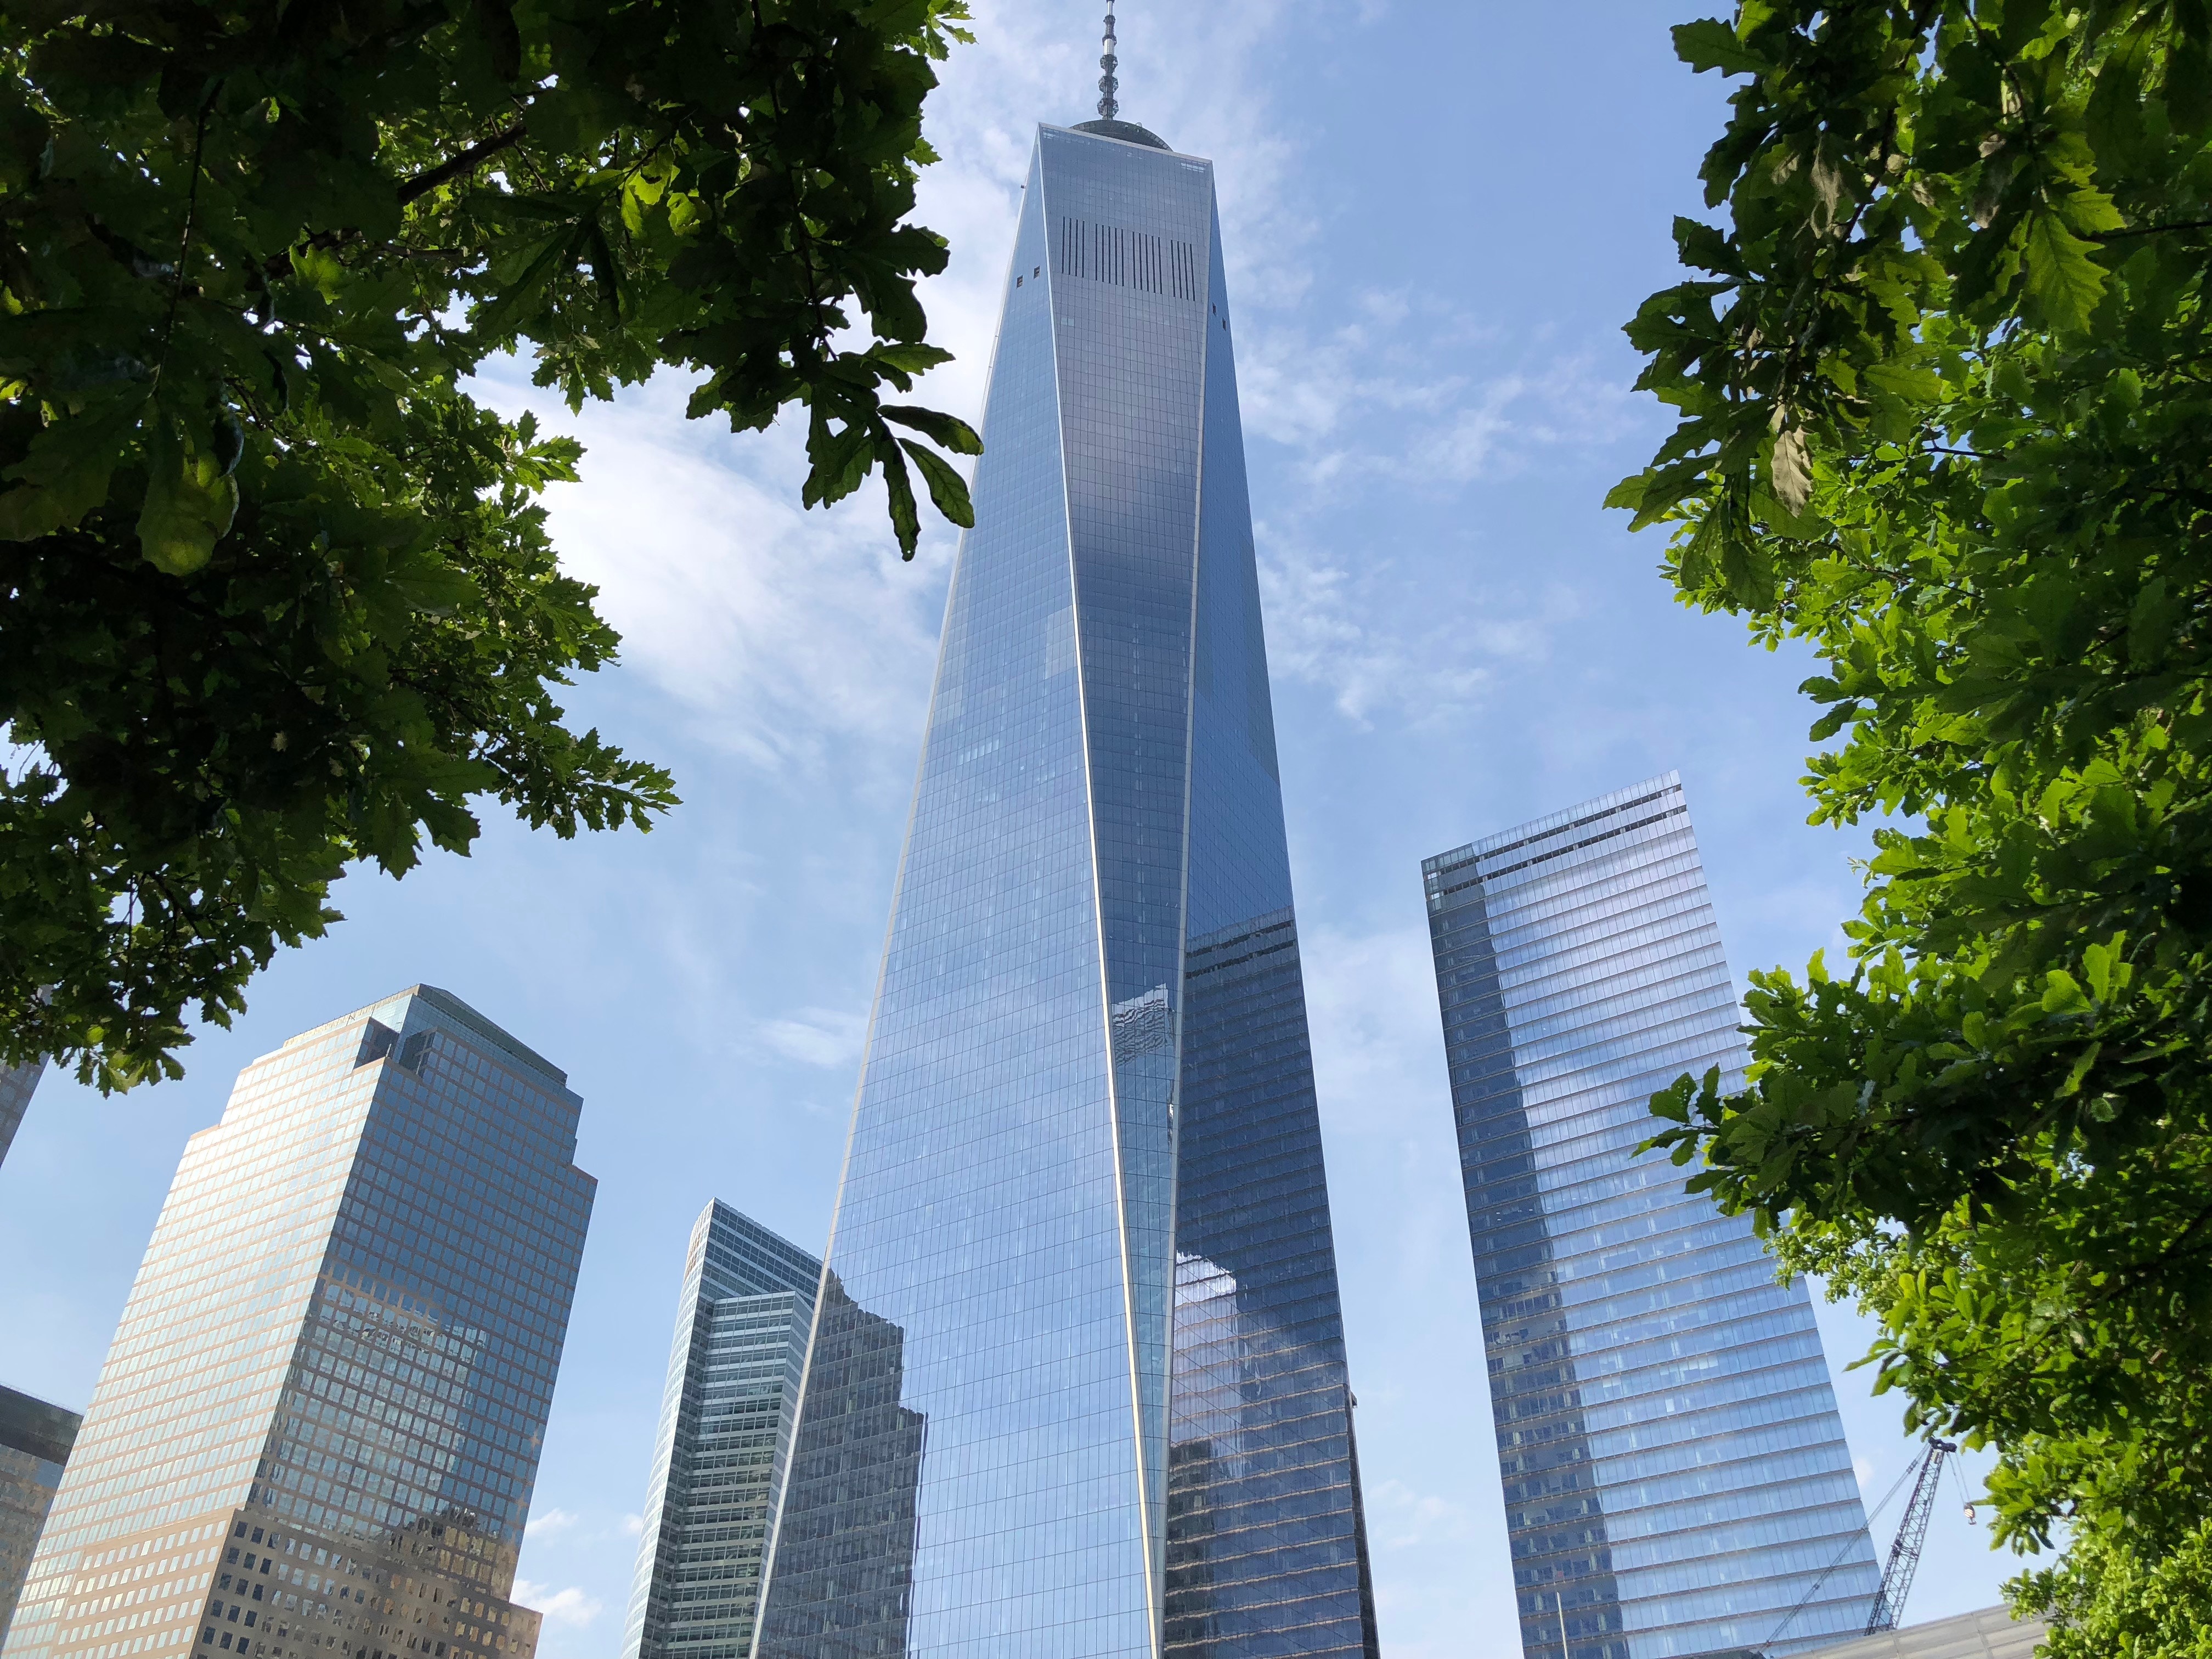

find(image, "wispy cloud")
[512,1582,605,1628]
[466,370,949,788]
[1260,543,1584,726]
[753,1008,870,1070]
[523,1508,579,1539]
[464,0,1390,792]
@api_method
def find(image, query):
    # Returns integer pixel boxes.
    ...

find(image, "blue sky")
[0,3,2036,1655]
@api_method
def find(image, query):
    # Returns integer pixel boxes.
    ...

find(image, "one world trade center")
[754,73,1382,1659]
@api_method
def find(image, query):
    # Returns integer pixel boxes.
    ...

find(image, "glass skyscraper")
[620,1203,822,1659]
[1,1387,80,1644]
[3,986,593,1659]
[755,118,1379,1659]
[0,1059,42,1169]
[1421,775,1880,1659]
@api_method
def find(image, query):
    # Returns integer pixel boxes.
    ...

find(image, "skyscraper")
[0,1059,42,1170]
[1421,775,1880,1659]
[755,113,1379,1659]
[620,1204,823,1659]
[1,1386,80,1643]
[2,986,594,1659]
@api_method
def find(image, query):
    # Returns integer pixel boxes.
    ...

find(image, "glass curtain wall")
[757,122,1376,1659]
[620,1204,822,1659]
[0,1388,80,1644]
[1422,776,1879,1659]
[0,1058,42,1170]
[3,986,592,1659]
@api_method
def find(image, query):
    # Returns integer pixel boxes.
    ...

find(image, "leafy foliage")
[1612,0,2212,1633]
[2013,1517,2212,1659]
[0,0,979,1087]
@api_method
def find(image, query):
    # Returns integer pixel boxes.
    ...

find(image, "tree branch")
[2092,217,2212,242]
[396,123,527,206]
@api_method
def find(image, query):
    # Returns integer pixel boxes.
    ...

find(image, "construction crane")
[1863,1439,1957,1634]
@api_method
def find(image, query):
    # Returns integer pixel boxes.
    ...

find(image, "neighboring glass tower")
[756,119,1379,1659]
[620,1204,822,1659]
[1,1387,80,1643]
[3,986,594,1659]
[0,1059,42,1169]
[1421,775,1880,1659]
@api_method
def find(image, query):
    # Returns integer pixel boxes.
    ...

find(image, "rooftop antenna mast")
[1097,1,1120,120]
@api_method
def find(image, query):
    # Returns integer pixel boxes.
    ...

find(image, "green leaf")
[1673,216,1741,276]
[1808,699,1860,741]
[137,422,239,575]
[2058,1041,2102,1096]
[898,437,974,529]
[587,222,621,319]
[2168,25,2212,135]
[879,439,921,558]
[2039,970,2092,1017]
[2021,206,2108,331]
[804,411,879,510]
[1673,18,1775,76]
[1770,425,1812,515]
[873,342,956,376]
[0,402,136,537]
[881,403,983,455]
[2128,576,2177,668]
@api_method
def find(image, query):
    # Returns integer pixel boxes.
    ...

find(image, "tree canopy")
[0,0,979,1089]
[1611,0,2212,1647]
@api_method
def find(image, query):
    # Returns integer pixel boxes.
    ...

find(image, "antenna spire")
[1097,2,1120,121]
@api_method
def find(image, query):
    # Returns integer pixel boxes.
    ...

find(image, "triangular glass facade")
[755,123,1379,1659]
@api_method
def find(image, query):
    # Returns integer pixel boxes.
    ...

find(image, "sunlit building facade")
[1422,775,1879,1659]
[620,1204,822,1659]
[1,1386,80,1643]
[755,119,1379,1659]
[2,986,594,1659]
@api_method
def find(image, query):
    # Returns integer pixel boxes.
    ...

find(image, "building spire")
[1096,2,1120,121]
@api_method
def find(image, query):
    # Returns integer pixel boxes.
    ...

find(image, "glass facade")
[1,1386,80,1644]
[2,986,594,1659]
[621,1203,822,1659]
[755,122,1377,1659]
[0,1058,41,1170]
[1421,775,1880,1659]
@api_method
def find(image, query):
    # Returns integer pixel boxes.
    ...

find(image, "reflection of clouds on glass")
[758,121,1378,1659]
[1170,912,1379,1657]
[1423,777,1882,1657]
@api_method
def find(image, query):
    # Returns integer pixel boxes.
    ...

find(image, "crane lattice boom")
[1864,1440,1956,1634]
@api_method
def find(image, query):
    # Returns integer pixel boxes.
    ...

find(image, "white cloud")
[523,1508,580,1539]
[1260,543,1583,726]
[461,0,1388,787]
[620,1514,645,1538]
[465,370,949,787]
[512,1582,605,1628]
[754,1007,870,1069]
[1855,1455,1876,1489]
[466,0,1629,765]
